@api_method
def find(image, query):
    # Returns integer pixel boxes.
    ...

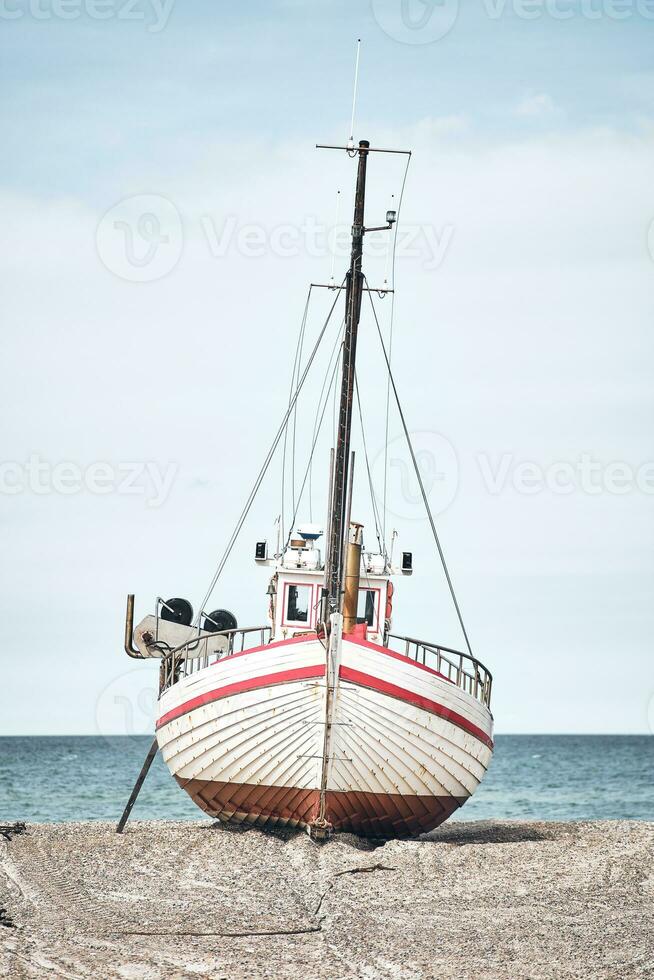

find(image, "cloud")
[514,92,559,118]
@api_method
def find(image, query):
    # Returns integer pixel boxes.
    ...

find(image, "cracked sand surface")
[0,820,652,979]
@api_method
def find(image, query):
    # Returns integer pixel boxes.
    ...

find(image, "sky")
[1,0,653,735]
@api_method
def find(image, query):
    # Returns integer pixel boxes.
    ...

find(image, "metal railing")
[160,625,271,692]
[157,622,492,710]
[386,633,493,708]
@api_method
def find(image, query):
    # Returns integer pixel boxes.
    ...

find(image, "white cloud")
[514,92,559,118]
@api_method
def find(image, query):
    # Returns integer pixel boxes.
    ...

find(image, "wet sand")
[1,819,652,979]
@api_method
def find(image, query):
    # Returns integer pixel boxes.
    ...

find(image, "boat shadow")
[206,820,562,848]
[206,821,380,850]
[419,821,560,846]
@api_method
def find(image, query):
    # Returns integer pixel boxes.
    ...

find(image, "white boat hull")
[156,633,494,838]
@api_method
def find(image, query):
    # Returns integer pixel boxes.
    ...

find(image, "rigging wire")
[194,282,344,624]
[291,301,308,517]
[331,340,339,448]
[281,286,313,545]
[382,193,394,289]
[382,152,412,549]
[365,279,475,659]
[308,315,346,520]
[329,190,341,288]
[354,372,384,556]
[284,341,343,549]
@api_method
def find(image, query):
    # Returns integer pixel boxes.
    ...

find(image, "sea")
[0,735,652,824]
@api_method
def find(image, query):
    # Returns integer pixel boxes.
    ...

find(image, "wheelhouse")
[262,529,393,645]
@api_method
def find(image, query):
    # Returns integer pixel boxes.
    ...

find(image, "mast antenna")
[348,39,361,150]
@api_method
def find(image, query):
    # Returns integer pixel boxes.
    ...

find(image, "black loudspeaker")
[255,541,267,560]
[402,552,413,572]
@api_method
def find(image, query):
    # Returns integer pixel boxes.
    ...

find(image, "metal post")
[343,521,364,632]
[116,737,159,833]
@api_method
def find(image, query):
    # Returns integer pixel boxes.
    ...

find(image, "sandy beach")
[0,820,652,979]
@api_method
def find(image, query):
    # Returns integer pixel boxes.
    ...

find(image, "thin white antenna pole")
[348,39,361,148]
[329,189,341,287]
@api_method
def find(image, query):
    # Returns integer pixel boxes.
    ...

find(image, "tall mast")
[324,139,369,617]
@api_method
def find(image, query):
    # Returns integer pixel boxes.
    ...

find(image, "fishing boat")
[119,134,494,840]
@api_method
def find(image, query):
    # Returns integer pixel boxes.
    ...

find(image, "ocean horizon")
[1,734,651,825]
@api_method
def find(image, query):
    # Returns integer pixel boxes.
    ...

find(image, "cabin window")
[358,588,378,628]
[286,584,310,624]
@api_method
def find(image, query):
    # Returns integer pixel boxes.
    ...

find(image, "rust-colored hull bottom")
[177,777,465,839]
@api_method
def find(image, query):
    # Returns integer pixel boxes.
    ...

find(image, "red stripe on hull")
[156,663,325,729]
[339,665,494,750]
[177,778,465,839]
